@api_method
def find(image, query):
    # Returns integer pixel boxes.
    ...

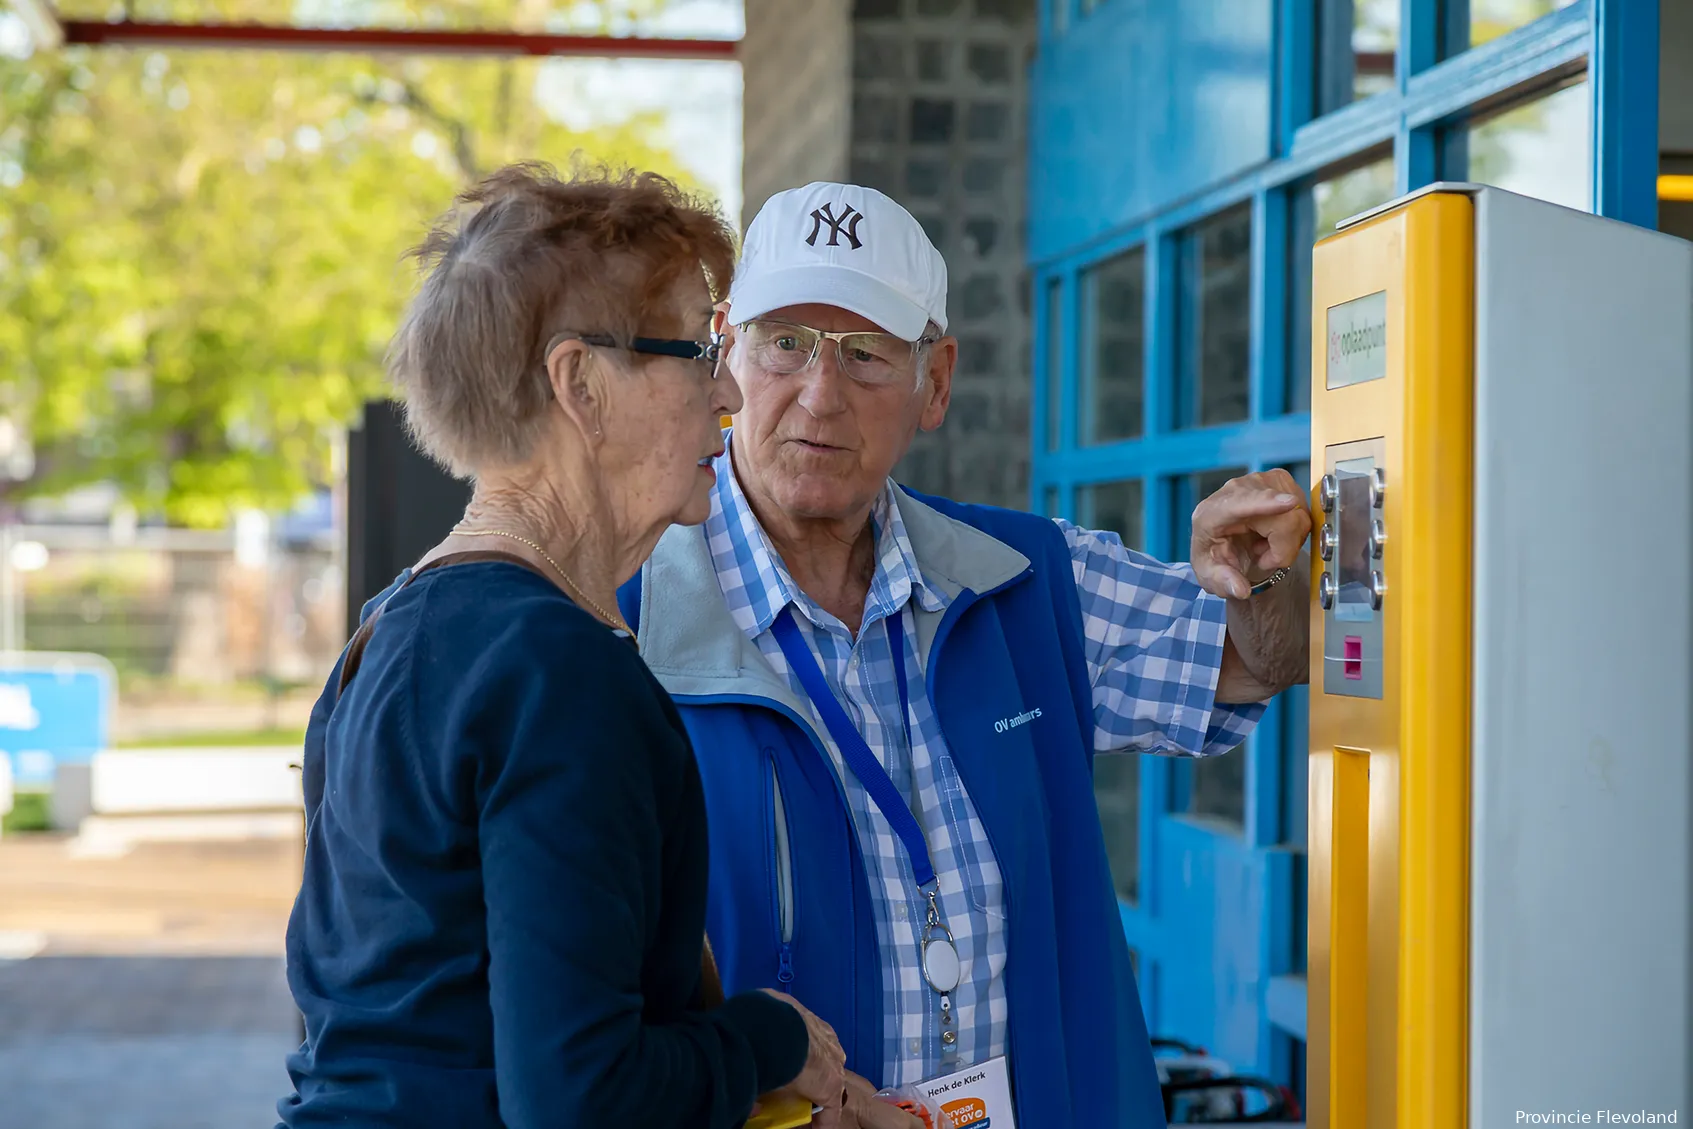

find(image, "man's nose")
[796,340,852,415]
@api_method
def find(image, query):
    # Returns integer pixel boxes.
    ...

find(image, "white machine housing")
[1464,184,1693,1123]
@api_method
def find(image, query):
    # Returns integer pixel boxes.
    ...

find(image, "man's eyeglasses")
[736,320,936,387]
[549,332,725,377]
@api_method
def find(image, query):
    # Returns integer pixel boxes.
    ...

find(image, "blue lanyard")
[770,604,934,888]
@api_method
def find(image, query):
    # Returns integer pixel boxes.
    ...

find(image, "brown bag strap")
[698,935,726,1008]
[334,550,554,702]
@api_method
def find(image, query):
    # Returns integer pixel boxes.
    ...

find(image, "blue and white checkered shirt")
[703,440,1262,1087]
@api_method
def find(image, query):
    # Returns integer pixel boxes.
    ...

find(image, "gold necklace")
[451,528,636,641]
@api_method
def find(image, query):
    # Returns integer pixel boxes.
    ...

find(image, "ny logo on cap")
[805,203,864,250]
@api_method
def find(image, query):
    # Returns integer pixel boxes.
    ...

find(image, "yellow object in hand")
[743,1091,816,1129]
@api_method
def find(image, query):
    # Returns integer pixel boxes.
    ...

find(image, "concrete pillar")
[739,0,853,227]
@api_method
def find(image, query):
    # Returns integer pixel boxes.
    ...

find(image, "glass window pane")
[1447,0,1579,54]
[1046,279,1064,450]
[1284,461,1312,501]
[1458,80,1591,212]
[1174,467,1247,559]
[1191,747,1246,825]
[1662,198,1693,243]
[1281,461,1312,848]
[1282,681,1310,841]
[1082,247,1146,444]
[1178,205,1251,429]
[1076,479,1143,551]
[1661,159,1693,241]
[1315,158,1399,234]
[1194,467,1243,505]
[1291,1037,1307,1105]
[1659,157,1693,239]
[1316,0,1399,115]
[1287,155,1396,414]
[1042,485,1060,518]
[1176,467,1247,827]
[1095,755,1140,903]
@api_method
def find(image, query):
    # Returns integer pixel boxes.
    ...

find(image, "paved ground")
[0,834,303,1129]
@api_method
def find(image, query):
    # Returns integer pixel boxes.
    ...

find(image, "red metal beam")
[58,19,739,60]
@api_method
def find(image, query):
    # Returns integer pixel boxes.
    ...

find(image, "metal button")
[1319,525,1337,561]
[1370,468,1386,509]
[1318,474,1338,513]
[1318,573,1336,610]
[1369,570,1387,610]
[942,1030,957,1046]
[1369,518,1387,559]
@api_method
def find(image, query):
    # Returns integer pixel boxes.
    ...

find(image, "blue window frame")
[1032,0,1658,1095]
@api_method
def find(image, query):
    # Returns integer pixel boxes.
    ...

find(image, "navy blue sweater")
[279,560,806,1128]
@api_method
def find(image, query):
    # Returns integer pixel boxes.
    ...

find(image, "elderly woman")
[278,164,845,1128]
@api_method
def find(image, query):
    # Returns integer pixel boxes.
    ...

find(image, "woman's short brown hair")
[388,161,737,476]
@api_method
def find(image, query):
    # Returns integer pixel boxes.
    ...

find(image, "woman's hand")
[760,989,847,1122]
[839,1071,924,1128]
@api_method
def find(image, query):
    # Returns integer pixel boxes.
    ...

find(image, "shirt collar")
[706,432,950,642]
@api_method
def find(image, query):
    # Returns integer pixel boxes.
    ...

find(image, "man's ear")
[545,337,605,439]
[918,336,957,432]
[713,302,742,378]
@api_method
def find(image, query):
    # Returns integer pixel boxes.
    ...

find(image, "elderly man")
[617,183,1310,1129]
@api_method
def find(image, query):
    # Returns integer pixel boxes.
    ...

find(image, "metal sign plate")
[0,654,115,788]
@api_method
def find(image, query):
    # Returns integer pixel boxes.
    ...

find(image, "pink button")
[1344,636,1363,680]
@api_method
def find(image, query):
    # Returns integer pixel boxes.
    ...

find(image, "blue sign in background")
[0,657,114,788]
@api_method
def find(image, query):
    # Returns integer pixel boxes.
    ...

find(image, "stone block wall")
[741,0,1038,511]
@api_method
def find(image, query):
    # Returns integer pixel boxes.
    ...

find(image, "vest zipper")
[928,591,1019,1078]
[770,760,796,983]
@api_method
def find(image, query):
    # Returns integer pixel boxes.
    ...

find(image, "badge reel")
[921,886,962,1043]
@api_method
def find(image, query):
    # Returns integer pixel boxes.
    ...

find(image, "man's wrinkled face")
[726,303,954,525]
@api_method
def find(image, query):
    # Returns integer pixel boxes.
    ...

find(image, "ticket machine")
[1306,184,1693,1129]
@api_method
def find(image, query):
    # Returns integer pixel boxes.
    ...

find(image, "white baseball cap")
[728,182,948,342]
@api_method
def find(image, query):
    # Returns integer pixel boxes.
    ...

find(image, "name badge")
[916,1055,1015,1129]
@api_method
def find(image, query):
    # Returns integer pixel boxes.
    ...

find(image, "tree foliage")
[0,0,712,526]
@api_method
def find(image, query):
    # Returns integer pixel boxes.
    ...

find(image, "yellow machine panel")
[1306,192,1472,1129]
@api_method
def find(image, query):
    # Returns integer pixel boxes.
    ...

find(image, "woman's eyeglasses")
[549,332,725,377]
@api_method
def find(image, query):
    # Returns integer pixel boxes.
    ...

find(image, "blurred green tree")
[0,0,716,526]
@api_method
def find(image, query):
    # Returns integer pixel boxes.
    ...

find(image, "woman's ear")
[545,337,605,440]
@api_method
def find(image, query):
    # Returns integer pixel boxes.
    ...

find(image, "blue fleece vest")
[617,488,1166,1128]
